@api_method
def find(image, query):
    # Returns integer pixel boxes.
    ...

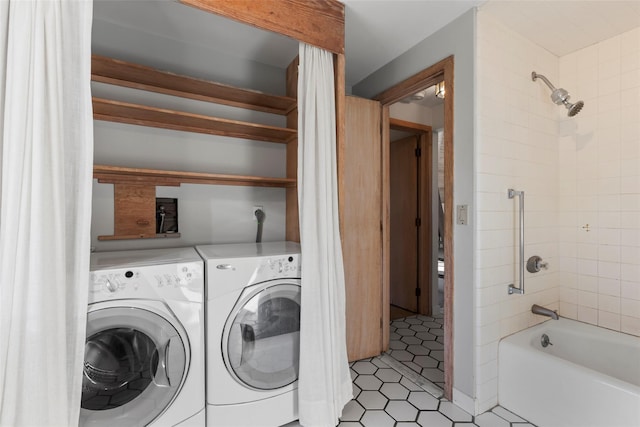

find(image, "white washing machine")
[196,242,301,427]
[81,247,205,427]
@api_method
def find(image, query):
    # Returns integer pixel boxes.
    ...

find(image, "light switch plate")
[456,204,468,225]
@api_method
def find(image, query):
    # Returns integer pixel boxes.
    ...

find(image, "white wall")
[475,12,640,413]
[91,75,288,252]
[557,27,640,337]
[475,11,560,412]
[389,102,434,126]
[92,18,289,95]
[354,9,477,407]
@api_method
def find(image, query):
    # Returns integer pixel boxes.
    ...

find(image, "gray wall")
[91,84,288,252]
[354,9,477,404]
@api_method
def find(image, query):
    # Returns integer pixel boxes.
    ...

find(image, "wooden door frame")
[375,56,454,400]
[389,119,433,315]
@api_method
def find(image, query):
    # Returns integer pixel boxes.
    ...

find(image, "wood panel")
[113,184,156,237]
[91,55,295,115]
[180,0,345,54]
[390,135,419,312]
[94,165,296,188]
[343,96,382,361]
[93,98,296,144]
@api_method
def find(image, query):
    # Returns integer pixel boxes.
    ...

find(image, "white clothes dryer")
[81,247,205,427]
[196,242,301,427]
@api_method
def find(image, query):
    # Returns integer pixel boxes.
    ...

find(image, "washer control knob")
[105,279,117,293]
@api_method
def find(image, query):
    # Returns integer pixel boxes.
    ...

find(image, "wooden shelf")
[92,55,296,116]
[94,165,296,188]
[98,233,181,241]
[91,55,299,241]
[93,98,296,144]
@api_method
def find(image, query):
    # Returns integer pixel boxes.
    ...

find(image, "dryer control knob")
[105,279,117,293]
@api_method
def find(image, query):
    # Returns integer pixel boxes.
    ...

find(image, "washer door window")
[81,306,187,426]
[224,281,300,390]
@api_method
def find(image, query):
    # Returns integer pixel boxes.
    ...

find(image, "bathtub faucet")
[531,304,559,320]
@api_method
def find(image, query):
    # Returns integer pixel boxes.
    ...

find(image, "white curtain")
[0,1,94,425]
[297,43,352,427]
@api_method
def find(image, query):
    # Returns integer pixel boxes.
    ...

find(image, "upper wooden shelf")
[92,55,296,116]
[94,165,296,188]
[93,98,297,144]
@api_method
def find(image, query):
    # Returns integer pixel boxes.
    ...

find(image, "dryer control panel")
[89,261,204,303]
[265,256,300,275]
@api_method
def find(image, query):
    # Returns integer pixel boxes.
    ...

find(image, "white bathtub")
[498,317,640,427]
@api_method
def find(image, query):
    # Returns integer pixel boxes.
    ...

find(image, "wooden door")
[342,96,382,362]
[390,136,419,312]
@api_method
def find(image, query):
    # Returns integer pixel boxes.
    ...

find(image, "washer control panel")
[257,254,301,281]
[90,261,203,301]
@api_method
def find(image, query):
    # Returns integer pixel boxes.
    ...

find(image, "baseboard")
[452,388,476,415]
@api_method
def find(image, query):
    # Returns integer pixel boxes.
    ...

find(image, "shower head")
[532,71,584,117]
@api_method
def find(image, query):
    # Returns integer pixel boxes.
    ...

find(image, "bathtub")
[498,317,640,427]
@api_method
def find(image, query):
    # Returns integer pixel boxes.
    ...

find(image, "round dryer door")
[80,305,188,426]
[224,280,301,390]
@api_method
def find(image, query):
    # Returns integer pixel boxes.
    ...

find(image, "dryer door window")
[225,282,300,390]
[80,306,187,426]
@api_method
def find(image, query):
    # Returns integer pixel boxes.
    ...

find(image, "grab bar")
[508,189,525,295]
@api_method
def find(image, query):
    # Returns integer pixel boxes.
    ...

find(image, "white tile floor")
[387,314,447,390]
[337,355,536,426]
[284,314,537,427]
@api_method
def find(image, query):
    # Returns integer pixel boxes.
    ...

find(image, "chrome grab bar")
[508,189,525,295]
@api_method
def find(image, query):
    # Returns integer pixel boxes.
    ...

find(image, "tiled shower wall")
[557,27,640,337]
[474,11,560,413]
[475,11,640,413]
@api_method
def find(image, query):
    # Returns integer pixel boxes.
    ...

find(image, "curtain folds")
[0,1,94,425]
[297,43,352,427]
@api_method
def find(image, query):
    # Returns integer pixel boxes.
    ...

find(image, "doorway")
[375,56,454,400]
[389,121,433,318]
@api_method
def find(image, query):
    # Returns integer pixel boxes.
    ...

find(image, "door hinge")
[415,287,422,296]
[415,217,421,227]
[415,147,422,157]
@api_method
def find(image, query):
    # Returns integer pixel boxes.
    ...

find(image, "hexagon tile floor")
[338,356,536,427]
[283,314,537,427]
[387,314,447,390]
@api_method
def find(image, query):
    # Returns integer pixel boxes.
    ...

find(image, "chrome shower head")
[566,99,584,117]
[532,71,584,117]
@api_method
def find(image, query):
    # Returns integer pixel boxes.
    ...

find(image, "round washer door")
[80,305,188,426]
[223,280,300,390]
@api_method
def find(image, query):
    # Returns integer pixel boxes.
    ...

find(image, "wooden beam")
[180,0,344,54]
